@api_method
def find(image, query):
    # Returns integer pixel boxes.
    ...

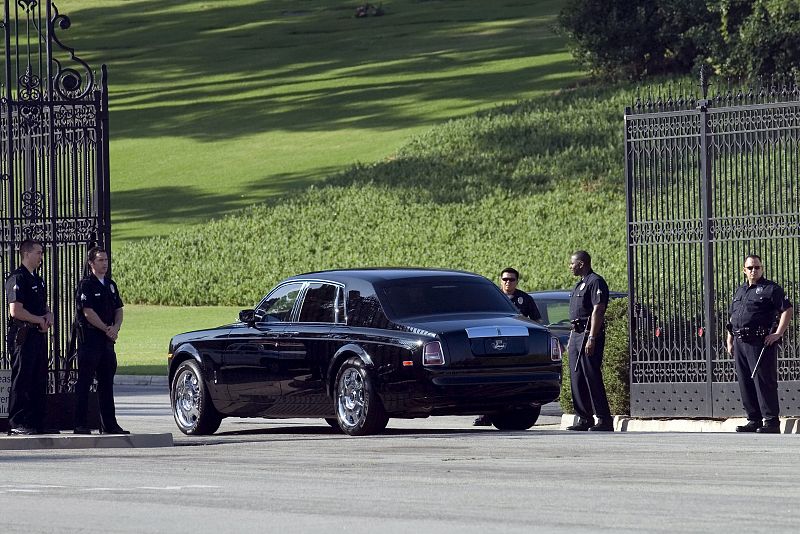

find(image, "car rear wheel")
[334,357,389,436]
[491,404,541,431]
[171,359,222,435]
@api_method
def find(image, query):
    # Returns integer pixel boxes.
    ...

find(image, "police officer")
[73,246,128,435]
[566,250,613,432]
[474,267,542,426]
[727,254,793,433]
[498,267,541,321]
[5,239,54,435]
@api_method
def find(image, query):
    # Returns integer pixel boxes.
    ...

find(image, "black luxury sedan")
[168,269,562,436]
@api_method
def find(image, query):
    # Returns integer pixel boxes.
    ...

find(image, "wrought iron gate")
[1,0,110,392]
[625,72,800,417]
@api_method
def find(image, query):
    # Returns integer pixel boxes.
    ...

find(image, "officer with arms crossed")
[5,239,55,435]
[73,246,128,435]
[566,250,613,432]
[727,254,793,433]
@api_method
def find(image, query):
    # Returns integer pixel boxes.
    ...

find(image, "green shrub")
[115,83,640,306]
[556,0,716,79]
[560,297,630,415]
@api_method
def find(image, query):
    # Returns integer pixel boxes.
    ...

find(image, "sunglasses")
[745,265,762,271]
[501,278,518,282]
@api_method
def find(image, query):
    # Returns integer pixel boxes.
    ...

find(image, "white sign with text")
[0,369,10,418]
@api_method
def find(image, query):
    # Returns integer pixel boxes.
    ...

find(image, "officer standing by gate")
[5,239,54,435]
[73,246,128,435]
[566,250,613,432]
[727,254,793,433]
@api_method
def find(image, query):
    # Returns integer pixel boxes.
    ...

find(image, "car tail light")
[550,337,562,361]
[423,341,445,366]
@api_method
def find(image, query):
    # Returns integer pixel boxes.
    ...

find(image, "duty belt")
[571,318,588,333]
[733,326,770,341]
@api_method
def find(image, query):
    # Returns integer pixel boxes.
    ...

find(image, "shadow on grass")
[63,0,580,141]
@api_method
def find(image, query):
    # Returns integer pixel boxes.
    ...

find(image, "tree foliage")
[557,0,800,79]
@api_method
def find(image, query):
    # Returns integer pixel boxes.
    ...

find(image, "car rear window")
[379,280,517,319]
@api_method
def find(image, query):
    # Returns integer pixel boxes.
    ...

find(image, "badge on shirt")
[517,297,523,305]
[579,283,586,291]
[110,285,116,294]
[80,293,87,301]
[756,286,764,294]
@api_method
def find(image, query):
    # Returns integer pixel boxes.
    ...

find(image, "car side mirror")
[239,309,255,324]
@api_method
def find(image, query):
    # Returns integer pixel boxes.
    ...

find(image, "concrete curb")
[561,414,800,433]
[0,432,174,450]
[114,375,168,387]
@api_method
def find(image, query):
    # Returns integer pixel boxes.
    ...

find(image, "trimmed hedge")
[560,297,630,415]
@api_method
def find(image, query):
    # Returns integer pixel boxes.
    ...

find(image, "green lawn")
[60,0,583,241]
[116,304,240,375]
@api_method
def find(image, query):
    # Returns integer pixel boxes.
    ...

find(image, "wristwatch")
[588,335,595,341]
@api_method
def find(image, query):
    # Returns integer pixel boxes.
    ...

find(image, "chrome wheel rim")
[173,369,201,430]
[337,367,366,428]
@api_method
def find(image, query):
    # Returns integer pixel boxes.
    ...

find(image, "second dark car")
[168,269,562,436]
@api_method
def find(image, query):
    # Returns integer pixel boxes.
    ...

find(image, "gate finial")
[699,65,710,99]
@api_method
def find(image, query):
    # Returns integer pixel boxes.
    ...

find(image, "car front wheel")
[491,404,541,431]
[171,359,222,435]
[334,357,389,436]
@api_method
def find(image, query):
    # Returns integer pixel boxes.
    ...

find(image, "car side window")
[298,283,339,323]
[255,282,304,322]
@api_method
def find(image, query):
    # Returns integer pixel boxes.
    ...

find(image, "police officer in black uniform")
[473,267,542,426]
[73,246,128,435]
[5,239,55,435]
[727,254,793,433]
[566,251,613,432]
[498,267,541,321]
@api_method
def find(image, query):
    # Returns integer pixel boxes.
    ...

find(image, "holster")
[571,318,588,333]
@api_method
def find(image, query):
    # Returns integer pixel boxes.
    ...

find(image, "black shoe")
[566,420,593,431]
[73,427,92,435]
[589,421,614,432]
[100,427,130,435]
[7,426,38,436]
[756,425,780,434]
[735,420,762,432]
[473,415,493,427]
[37,428,61,435]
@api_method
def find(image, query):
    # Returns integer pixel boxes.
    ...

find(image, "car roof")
[530,289,627,299]
[288,267,488,285]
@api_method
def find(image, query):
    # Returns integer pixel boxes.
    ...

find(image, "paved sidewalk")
[561,414,800,433]
[114,374,168,387]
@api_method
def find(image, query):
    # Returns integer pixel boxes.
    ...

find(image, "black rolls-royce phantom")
[168,268,562,436]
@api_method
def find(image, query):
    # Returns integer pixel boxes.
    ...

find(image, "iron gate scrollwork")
[1,0,111,392]
[625,72,800,417]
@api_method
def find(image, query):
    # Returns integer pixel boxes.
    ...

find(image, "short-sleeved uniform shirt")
[569,271,609,322]
[729,278,792,331]
[509,289,541,322]
[78,275,123,329]
[5,266,47,320]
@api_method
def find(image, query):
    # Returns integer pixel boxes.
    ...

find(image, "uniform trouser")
[74,333,119,430]
[568,331,611,423]
[8,330,48,429]
[734,337,779,423]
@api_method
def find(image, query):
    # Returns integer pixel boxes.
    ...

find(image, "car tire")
[171,359,222,435]
[334,357,389,436]
[491,404,541,431]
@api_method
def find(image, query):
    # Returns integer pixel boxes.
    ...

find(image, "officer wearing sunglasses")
[727,254,793,433]
[474,267,541,426]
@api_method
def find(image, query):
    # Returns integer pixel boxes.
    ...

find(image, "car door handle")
[283,331,300,336]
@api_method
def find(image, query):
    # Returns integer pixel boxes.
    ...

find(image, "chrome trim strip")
[465,326,529,338]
